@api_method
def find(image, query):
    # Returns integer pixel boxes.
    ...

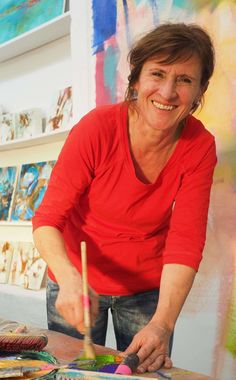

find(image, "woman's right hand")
[55,271,99,333]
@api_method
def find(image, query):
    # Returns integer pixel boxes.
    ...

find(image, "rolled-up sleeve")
[163,139,217,271]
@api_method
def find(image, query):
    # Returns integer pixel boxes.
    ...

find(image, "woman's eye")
[152,71,164,78]
[177,76,192,85]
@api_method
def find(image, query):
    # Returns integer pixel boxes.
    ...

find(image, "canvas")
[10,160,55,221]
[0,113,16,143]
[0,241,14,284]
[8,241,47,290]
[90,1,236,379]
[0,166,18,221]
[0,0,66,45]
[15,108,43,140]
[45,86,73,133]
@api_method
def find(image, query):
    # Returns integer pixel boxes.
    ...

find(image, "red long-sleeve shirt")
[32,102,217,295]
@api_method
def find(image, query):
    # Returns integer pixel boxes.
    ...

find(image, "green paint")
[19,350,59,364]
[225,288,236,356]
[73,355,118,370]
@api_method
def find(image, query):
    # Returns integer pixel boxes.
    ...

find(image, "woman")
[33,22,217,373]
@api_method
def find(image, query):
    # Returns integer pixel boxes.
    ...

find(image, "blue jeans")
[46,278,173,353]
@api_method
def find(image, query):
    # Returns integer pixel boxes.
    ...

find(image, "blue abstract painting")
[0,166,17,221]
[11,160,55,221]
[0,0,65,44]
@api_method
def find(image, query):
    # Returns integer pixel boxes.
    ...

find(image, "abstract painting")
[45,86,73,132]
[10,160,55,221]
[0,0,65,45]
[90,1,236,379]
[8,241,47,290]
[0,166,18,221]
[15,108,43,140]
[0,241,14,284]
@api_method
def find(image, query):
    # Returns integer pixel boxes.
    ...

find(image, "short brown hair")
[125,22,215,107]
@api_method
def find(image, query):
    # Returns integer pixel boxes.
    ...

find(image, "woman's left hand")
[124,321,173,373]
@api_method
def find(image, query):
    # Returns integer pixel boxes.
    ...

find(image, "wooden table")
[0,319,217,380]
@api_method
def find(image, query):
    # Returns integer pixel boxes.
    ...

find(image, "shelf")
[0,12,71,63]
[0,221,32,226]
[0,129,69,151]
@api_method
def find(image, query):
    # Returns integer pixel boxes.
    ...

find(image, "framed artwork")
[45,86,73,132]
[0,241,14,284]
[15,108,43,140]
[10,160,55,221]
[0,166,18,221]
[8,242,47,290]
[0,0,66,45]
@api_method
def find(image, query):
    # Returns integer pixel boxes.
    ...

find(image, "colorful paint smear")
[91,1,236,379]
[0,0,65,44]
[0,166,17,221]
[10,160,55,221]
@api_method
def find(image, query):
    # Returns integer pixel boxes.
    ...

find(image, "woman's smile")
[151,100,177,111]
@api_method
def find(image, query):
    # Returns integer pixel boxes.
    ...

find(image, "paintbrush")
[80,241,96,359]
[0,331,48,353]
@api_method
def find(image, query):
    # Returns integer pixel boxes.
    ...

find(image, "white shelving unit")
[0,9,74,329]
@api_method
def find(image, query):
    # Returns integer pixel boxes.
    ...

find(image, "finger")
[163,356,173,369]
[147,354,166,372]
[123,340,141,356]
[137,351,165,373]
[76,322,85,334]
[134,343,154,363]
[135,349,157,372]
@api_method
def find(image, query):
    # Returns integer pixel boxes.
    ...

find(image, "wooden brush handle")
[81,241,91,329]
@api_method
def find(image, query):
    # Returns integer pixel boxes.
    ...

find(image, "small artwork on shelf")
[8,241,47,290]
[0,241,14,284]
[0,0,66,44]
[10,160,55,221]
[15,108,43,140]
[45,86,73,132]
[0,166,18,221]
[0,113,16,143]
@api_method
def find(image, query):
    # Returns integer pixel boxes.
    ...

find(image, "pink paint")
[82,295,90,308]
[115,364,132,375]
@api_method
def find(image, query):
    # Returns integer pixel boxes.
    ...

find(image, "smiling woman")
[32,22,217,374]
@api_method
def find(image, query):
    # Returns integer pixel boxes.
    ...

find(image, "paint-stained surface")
[91,1,236,379]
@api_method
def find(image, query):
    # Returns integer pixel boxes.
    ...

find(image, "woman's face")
[133,54,204,132]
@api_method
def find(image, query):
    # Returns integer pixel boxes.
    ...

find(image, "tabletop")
[0,318,217,380]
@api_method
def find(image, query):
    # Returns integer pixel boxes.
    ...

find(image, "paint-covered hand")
[55,272,99,333]
[124,321,173,373]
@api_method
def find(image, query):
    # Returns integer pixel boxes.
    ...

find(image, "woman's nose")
[158,78,177,100]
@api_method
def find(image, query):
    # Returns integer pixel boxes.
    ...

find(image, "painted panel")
[0,166,17,221]
[0,0,65,44]
[91,1,236,379]
[10,160,55,221]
